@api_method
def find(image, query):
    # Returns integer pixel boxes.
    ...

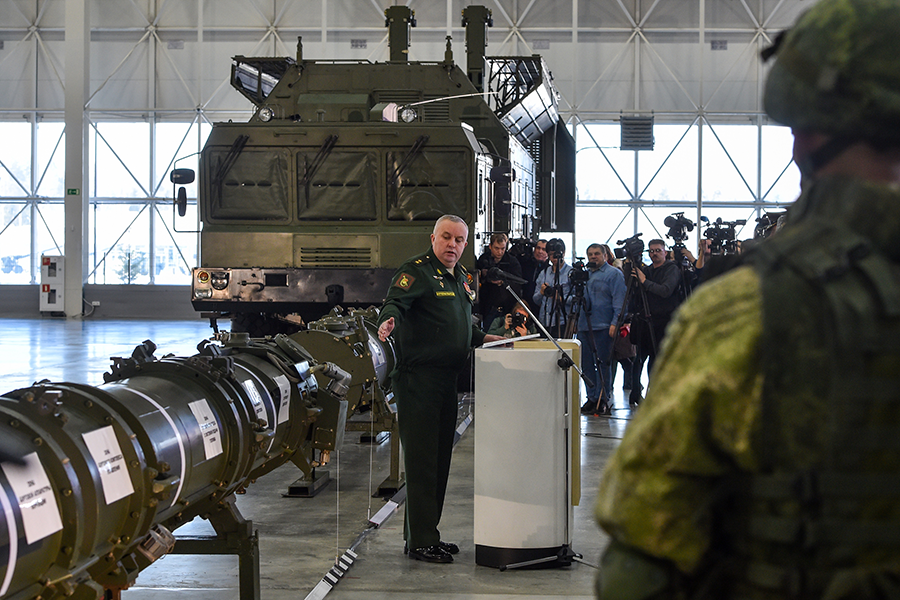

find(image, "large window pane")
[91,123,150,198]
[639,124,698,202]
[0,202,31,283]
[0,123,32,197]
[34,201,64,264]
[702,124,759,203]
[36,122,66,198]
[761,125,800,204]
[153,202,197,284]
[576,124,634,201]
[89,203,151,284]
[574,206,633,254]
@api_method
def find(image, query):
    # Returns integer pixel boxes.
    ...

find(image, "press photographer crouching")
[575,244,626,415]
[487,302,538,339]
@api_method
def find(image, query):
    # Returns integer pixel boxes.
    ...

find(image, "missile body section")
[0,333,349,600]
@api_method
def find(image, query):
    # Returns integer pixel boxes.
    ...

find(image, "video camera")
[754,211,786,239]
[614,233,645,262]
[664,212,694,243]
[701,216,745,255]
[545,238,566,260]
[569,259,591,286]
[507,237,535,259]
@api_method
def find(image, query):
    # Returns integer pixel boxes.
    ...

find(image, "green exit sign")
[67,188,80,195]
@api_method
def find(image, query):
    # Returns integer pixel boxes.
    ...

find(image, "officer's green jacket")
[378,250,486,371]
[595,175,900,599]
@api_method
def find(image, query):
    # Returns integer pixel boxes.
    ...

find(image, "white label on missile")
[82,425,135,505]
[274,374,291,425]
[189,399,223,459]
[243,379,266,420]
[0,478,18,596]
[1,452,63,545]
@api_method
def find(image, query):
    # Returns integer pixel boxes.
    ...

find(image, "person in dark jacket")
[476,233,523,330]
[628,238,681,404]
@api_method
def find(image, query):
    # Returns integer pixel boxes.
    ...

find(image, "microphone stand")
[488,277,592,571]
[495,278,592,389]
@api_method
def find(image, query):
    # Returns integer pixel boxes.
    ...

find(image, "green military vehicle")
[173,5,575,335]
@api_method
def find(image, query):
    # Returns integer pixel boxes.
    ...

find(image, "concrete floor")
[0,317,638,600]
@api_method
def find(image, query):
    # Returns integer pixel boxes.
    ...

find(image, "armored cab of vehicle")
[176,5,575,333]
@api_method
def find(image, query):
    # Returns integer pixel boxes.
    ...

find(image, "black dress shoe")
[404,541,459,555]
[408,545,453,563]
[439,541,459,554]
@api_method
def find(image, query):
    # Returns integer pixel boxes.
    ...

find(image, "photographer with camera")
[486,301,538,339]
[701,216,746,256]
[576,244,626,415]
[663,212,701,298]
[476,233,524,331]
[533,238,573,338]
[628,238,681,404]
[517,239,549,313]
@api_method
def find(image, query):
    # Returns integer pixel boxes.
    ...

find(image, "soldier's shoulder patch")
[394,273,415,290]
[466,271,474,284]
[463,281,476,301]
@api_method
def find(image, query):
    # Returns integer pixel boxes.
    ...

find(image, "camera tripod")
[565,280,610,415]
[609,258,657,403]
[669,242,696,302]
[542,263,569,339]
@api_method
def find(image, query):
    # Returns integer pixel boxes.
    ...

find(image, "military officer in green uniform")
[594,0,900,598]
[378,214,504,563]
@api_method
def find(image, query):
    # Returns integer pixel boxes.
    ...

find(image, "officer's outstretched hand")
[378,317,395,341]
[483,334,506,344]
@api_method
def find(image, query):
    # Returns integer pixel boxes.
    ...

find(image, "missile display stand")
[473,339,582,569]
[168,497,260,600]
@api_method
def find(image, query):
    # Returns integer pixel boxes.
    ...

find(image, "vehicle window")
[298,151,377,220]
[386,150,467,221]
[207,148,291,221]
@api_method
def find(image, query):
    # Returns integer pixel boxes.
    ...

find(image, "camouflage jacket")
[596,175,900,599]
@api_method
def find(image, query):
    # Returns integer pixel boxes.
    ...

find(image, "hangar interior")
[0,1,815,599]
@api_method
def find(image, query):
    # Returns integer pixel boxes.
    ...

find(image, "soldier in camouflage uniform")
[594,0,900,598]
[377,215,503,564]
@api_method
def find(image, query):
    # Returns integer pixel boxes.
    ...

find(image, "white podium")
[473,339,581,569]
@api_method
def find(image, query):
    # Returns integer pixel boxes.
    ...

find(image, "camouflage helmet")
[763,0,900,147]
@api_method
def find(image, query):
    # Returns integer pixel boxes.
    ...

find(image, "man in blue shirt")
[577,244,626,415]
